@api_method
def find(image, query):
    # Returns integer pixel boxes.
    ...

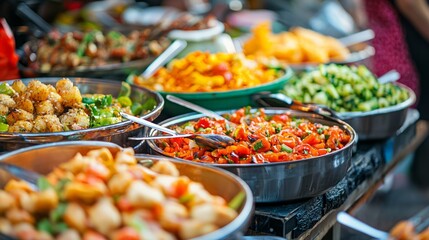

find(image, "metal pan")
[18,34,170,79]
[0,78,164,152]
[146,108,357,203]
[0,141,254,240]
[253,83,416,140]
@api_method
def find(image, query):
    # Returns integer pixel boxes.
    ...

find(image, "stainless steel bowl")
[0,78,164,152]
[146,108,357,203]
[336,84,416,140]
[253,84,416,140]
[0,141,254,240]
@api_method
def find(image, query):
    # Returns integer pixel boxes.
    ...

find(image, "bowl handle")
[252,92,341,119]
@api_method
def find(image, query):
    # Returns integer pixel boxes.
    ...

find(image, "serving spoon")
[121,113,235,149]
[337,212,390,239]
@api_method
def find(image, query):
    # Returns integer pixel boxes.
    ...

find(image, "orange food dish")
[154,107,351,164]
[131,51,284,93]
[243,22,350,64]
[0,148,239,239]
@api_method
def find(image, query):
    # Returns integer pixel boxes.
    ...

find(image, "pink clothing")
[364,0,419,101]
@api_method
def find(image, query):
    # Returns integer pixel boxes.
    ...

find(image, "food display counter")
[248,110,426,239]
[0,2,427,239]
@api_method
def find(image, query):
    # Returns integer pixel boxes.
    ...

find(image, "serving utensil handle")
[141,39,187,79]
[120,112,177,135]
[252,92,340,119]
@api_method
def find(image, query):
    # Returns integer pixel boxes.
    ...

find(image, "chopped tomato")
[156,107,351,164]
[195,117,211,129]
[302,133,319,145]
[272,114,289,123]
[117,197,134,212]
[85,161,110,181]
[234,127,247,141]
[252,138,271,153]
[83,231,107,240]
[112,227,140,240]
[173,177,190,197]
[236,145,251,156]
[318,149,328,155]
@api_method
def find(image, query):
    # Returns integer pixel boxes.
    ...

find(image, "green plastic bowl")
[159,67,293,117]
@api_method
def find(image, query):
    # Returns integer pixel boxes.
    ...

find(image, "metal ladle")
[337,212,389,239]
[122,113,235,149]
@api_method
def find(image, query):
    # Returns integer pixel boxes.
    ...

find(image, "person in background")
[393,0,429,188]
[352,0,429,188]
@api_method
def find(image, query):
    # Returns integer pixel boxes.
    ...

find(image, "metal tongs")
[122,113,235,149]
[253,92,341,119]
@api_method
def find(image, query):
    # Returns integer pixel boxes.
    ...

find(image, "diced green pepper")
[118,96,132,107]
[281,144,293,153]
[0,123,8,132]
[0,83,15,96]
[37,177,52,191]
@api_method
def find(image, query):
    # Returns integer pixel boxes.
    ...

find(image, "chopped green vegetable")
[37,177,52,191]
[107,31,124,41]
[82,95,113,108]
[118,96,132,107]
[131,102,143,116]
[281,144,293,153]
[140,98,157,111]
[130,216,156,239]
[0,123,8,132]
[179,193,194,204]
[282,64,409,112]
[119,82,131,98]
[228,191,245,210]
[77,32,95,57]
[0,83,15,96]
[253,140,264,151]
[0,115,6,124]
[50,203,67,222]
[37,219,52,234]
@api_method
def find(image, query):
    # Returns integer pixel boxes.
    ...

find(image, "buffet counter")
[248,109,426,239]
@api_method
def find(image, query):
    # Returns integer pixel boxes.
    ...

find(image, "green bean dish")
[283,64,410,112]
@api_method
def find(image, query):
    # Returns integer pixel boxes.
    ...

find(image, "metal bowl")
[146,108,357,203]
[158,68,294,117]
[335,84,416,140]
[0,141,254,240]
[18,37,168,80]
[253,83,416,140]
[0,78,164,152]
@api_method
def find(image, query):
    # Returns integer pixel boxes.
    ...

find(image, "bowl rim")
[168,20,225,42]
[0,141,255,240]
[146,107,357,168]
[155,67,294,98]
[0,77,164,137]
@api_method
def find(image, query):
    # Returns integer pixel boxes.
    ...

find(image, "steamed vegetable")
[283,64,410,112]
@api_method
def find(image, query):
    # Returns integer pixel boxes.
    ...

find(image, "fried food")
[243,22,350,64]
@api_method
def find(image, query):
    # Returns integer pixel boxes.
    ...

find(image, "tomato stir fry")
[156,108,351,164]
